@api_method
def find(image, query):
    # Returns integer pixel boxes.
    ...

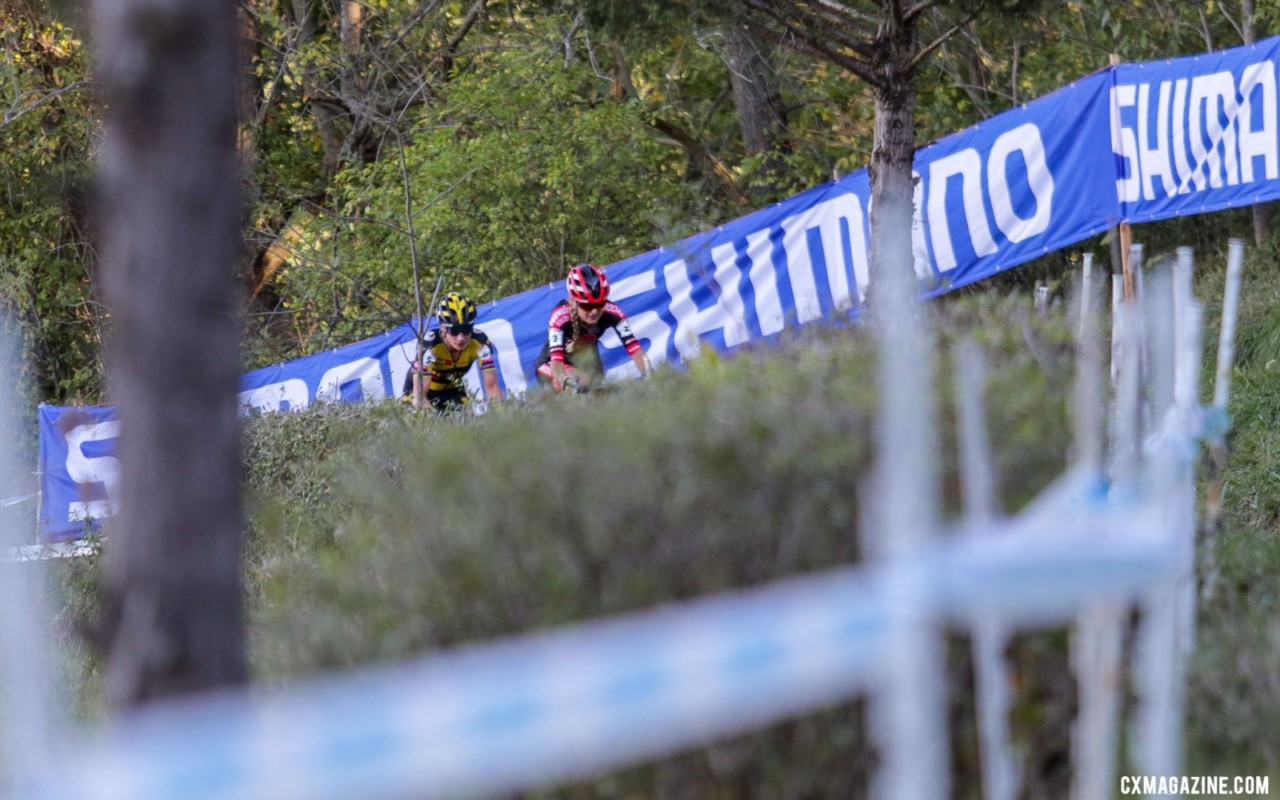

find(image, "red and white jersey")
[539,300,643,365]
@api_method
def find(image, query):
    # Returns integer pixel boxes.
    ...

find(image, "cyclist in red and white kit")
[536,264,650,393]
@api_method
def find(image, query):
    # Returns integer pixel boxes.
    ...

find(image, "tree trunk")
[864,14,951,800]
[723,24,785,158]
[92,0,247,707]
[286,0,345,177]
[339,0,379,164]
[236,5,259,156]
[723,23,788,199]
[868,24,920,295]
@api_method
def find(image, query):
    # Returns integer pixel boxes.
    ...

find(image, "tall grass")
[1183,239,1280,779]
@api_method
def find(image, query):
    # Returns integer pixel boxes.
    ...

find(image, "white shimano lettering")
[1189,71,1239,189]
[1111,83,1142,203]
[986,123,1054,242]
[709,241,751,338]
[778,192,869,308]
[1138,81,1180,199]
[64,421,120,487]
[238,378,309,414]
[477,318,527,394]
[1238,61,1279,182]
[743,229,785,335]
[1111,58,1279,202]
[316,357,385,404]
[1171,78,1193,190]
[927,147,999,272]
[608,270,669,369]
[664,255,748,360]
[63,421,121,523]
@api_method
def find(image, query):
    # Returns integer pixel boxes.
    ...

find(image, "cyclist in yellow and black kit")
[402,292,502,411]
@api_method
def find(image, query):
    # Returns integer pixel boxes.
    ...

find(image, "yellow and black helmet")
[438,292,478,329]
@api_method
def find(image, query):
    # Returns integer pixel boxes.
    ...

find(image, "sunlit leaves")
[0,4,98,405]
[319,22,700,313]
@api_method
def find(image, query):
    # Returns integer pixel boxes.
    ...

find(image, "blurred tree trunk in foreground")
[92,0,247,707]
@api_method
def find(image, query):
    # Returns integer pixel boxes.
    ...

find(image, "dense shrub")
[53,247,1280,793]
[63,292,1129,797]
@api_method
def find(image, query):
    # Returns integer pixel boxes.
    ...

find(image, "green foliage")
[241,399,426,559]
[1061,0,1265,61]
[1183,236,1280,777]
[326,25,704,308]
[918,0,1270,140]
[579,0,720,38]
[49,534,108,723]
[0,7,101,405]
[250,339,875,671]
[1187,522,1280,776]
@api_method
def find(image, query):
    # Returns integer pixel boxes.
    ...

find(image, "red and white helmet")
[566,264,610,305]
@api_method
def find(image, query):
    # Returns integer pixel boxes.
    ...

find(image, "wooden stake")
[1109,55,1135,303]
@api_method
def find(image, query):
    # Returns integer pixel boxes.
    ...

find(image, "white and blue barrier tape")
[14,481,1175,800]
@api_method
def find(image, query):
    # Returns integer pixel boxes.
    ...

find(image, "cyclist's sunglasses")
[443,324,474,336]
[577,301,606,312]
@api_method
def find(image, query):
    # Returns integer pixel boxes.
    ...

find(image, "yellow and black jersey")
[401,328,496,397]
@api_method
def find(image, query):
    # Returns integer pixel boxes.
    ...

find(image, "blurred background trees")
[1,0,1275,407]
[0,2,98,405]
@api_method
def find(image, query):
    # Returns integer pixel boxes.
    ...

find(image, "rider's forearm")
[631,350,650,375]
[483,372,501,400]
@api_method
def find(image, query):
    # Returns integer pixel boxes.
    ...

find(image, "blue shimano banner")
[1111,37,1280,223]
[32,34,1280,541]
[918,71,1119,292]
[238,323,418,413]
[38,405,118,541]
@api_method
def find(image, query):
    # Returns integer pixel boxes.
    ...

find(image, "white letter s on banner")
[64,421,121,522]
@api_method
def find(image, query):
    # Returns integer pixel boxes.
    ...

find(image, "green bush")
[233,296,1076,797]
[59,292,1118,797]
